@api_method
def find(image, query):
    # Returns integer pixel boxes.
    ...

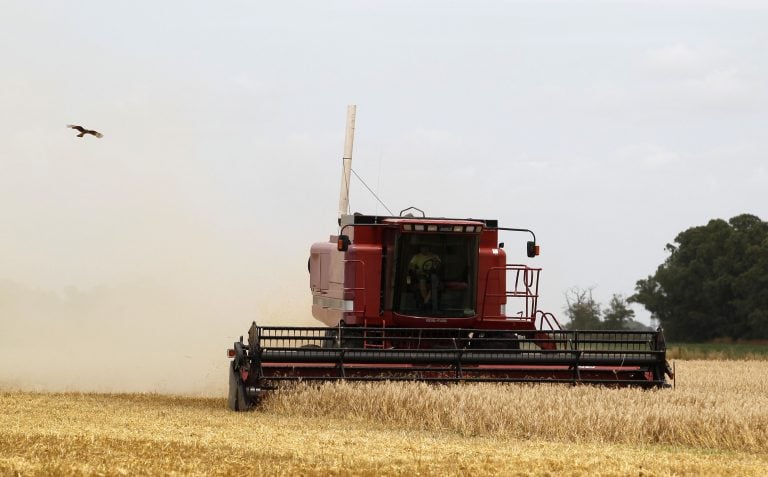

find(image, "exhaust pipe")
[338,105,357,222]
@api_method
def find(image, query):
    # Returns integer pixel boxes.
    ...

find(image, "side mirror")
[498,242,505,249]
[337,235,351,252]
[526,241,540,258]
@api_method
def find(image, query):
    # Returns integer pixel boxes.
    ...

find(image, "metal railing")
[481,264,541,321]
[243,325,669,387]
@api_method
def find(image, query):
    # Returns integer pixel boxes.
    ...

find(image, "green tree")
[602,294,635,329]
[563,287,602,330]
[630,214,768,341]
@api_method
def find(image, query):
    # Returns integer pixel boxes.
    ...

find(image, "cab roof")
[341,214,497,228]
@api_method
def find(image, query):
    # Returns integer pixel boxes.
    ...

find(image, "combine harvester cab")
[227,106,673,411]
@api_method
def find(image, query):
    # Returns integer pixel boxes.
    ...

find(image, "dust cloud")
[0,126,325,396]
[0,232,318,397]
[0,273,312,397]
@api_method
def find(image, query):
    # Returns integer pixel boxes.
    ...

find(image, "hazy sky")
[1,1,766,393]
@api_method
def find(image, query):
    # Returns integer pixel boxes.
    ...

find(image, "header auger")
[227,106,673,410]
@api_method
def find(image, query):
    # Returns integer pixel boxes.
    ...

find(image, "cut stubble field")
[2,360,768,476]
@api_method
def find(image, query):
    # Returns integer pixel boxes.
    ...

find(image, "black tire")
[228,361,254,412]
[236,382,253,411]
[228,361,239,411]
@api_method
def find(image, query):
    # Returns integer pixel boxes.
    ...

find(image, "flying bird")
[66,125,103,138]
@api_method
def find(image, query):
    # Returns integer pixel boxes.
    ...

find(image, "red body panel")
[309,216,546,332]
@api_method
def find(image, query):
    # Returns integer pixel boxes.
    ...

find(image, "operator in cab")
[408,244,442,306]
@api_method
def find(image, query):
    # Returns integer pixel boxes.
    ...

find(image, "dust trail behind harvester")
[0,234,315,395]
[0,270,310,396]
[0,129,318,396]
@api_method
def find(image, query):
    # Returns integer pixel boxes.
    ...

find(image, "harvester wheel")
[227,361,239,410]
[228,361,254,412]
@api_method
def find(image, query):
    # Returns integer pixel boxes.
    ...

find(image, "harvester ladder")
[343,258,368,320]
[362,320,386,349]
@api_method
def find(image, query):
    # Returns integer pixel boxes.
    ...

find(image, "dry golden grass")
[666,343,768,360]
[1,360,767,476]
[264,360,768,453]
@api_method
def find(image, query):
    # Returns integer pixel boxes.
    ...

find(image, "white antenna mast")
[338,105,356,221]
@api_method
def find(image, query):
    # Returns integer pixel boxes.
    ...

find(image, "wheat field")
[2,360,767,476]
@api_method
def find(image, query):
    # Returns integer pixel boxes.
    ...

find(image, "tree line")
[562,288,652,331]
[563,213,768,341]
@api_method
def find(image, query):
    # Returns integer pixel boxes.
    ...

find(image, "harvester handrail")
[535,310,563,331]
[480,264,540,322]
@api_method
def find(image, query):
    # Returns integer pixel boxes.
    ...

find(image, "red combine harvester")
[228,106,673,411]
